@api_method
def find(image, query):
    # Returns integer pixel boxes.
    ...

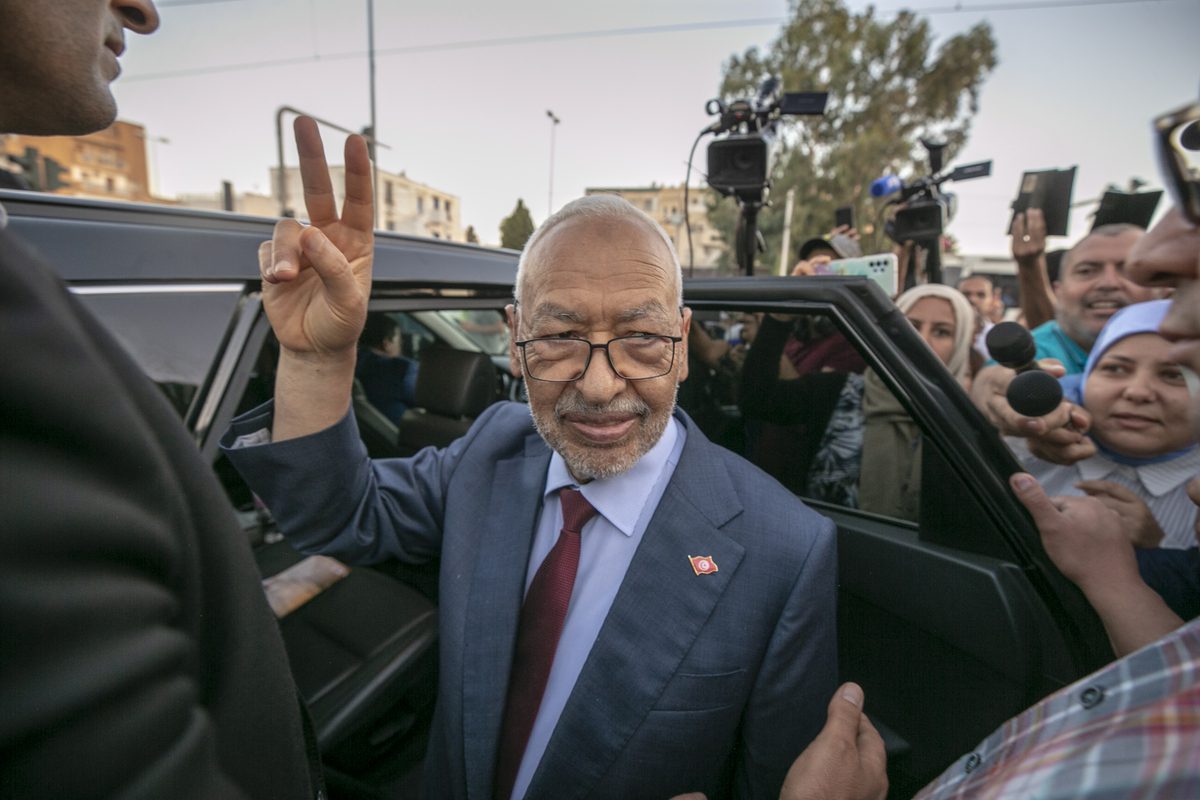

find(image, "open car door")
[679,275,1114,796]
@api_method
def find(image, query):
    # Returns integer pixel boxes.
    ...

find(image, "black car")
[3,190,1113,798]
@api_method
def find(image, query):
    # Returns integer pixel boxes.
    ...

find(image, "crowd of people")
[2,1,1199,798]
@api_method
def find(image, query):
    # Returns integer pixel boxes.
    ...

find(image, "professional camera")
[693,78,825,275]
[705,78,827,203]
[872,139,991,244]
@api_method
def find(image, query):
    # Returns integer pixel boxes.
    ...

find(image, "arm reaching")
[1011,210,1056,329]
[264,116,376,441]
[971,362,1096,465]
[1010,473,1183,657]
[667,683,887,800]
[779,683,888,800]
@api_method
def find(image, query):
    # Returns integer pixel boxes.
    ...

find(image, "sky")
[112,0,1199,256]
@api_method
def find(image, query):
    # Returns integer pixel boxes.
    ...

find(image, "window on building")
[445,201,452,219]
[385,181,394,206]
[417,197,424,213]
[433,197,441,211]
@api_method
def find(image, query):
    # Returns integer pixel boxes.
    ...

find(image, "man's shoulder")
[1029,319,1064,343]
[1030,320,1087,372]
[675,411,833,545]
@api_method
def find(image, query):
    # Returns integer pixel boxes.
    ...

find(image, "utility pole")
[546,110,560,215]
[778,187,796,275]
[367,0,379,229]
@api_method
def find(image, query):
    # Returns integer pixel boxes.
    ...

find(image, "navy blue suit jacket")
[223,401,837,800]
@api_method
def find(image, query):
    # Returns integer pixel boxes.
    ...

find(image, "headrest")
[414,348,498,418]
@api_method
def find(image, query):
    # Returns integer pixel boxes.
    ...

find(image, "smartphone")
[834,205,855,230]
[811,253,898,297]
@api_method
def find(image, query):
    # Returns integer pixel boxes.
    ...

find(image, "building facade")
[273,165,464,241]
[1,120,156,201]
[584,184,726,270]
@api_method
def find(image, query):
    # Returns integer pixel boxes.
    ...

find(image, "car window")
[683,306,957,525]
[447,309,510,355]
[213,305,514,518]
[72,285,242,418]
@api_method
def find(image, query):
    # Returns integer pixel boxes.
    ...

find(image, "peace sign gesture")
[258,117,375,441]
[259,116,374,356]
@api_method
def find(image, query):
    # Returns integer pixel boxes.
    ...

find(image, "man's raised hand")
[259,116,374,356]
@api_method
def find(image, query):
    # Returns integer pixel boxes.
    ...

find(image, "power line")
[125,0,1171,83]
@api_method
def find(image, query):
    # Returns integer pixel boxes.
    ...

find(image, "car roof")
[1,190,519,289]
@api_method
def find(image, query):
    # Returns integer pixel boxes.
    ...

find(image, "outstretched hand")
[1075,480,1166,548]
[668,684,886,800]
[1010,472,1184,656]
[259,116,375,356]
[1009,473,1137,595]
[780,683,888,800]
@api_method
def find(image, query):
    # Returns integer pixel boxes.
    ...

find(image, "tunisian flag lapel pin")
[689,555,719,576]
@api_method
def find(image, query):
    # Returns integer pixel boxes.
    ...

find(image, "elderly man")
[223,123,837,800]
[0,0,319,796]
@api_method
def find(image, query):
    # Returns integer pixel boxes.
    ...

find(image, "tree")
[710,0,997,273]
[500,199,536,251]
[465,225,480,244]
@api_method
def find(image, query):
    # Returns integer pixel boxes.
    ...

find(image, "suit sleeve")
[220,400,507,566]
[734,514,839,799]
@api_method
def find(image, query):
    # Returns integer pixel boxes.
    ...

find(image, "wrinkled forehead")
[520,215,680,306]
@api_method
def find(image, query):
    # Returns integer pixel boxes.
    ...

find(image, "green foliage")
[465,225,480,244]
[500,199,536,251]
[712,0,997,272]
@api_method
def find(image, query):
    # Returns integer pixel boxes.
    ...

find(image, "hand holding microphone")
[985,322,1063,417]
[983,322,1095,464]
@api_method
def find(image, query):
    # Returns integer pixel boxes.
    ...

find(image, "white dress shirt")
[510,416,686,800]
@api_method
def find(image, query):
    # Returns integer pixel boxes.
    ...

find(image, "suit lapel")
[527,417,746,798]
[461,433,551,800]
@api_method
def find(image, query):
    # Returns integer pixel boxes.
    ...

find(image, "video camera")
[871,139,991,243]
[704,78,827,203]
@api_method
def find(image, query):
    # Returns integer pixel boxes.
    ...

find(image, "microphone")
[1007,371,1064,418]
[985,322,1038,372]
[985,322,1063,418]
[870,175,902,198]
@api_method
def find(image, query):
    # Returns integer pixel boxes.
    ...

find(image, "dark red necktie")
[494,488,597,800]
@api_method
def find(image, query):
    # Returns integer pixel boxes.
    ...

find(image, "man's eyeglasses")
[1154,102,1200,225]
[515,334,683,382]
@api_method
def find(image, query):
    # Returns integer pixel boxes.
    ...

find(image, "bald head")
[514,195,683,310]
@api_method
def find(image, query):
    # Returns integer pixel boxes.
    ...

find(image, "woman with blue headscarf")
[1012,299,1200,549]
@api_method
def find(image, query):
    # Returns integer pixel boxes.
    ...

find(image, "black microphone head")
[987,321,1037,367]
[1007,370,1063,418]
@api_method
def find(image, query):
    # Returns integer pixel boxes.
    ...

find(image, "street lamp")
[546,109,560,214]
[135,130,169,199]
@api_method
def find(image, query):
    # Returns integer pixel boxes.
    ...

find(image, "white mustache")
[555,393,650,419]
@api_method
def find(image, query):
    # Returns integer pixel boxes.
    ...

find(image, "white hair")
[513,194,684,309]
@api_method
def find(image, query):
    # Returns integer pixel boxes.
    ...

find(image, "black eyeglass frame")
[514,333,685,383]
[1154,101,1200,225]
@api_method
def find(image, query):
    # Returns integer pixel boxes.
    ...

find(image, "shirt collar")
[1076,446,1200,497]
[544,416,681,537]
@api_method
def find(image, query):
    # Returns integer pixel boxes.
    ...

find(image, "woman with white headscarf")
[856,284,978,520]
